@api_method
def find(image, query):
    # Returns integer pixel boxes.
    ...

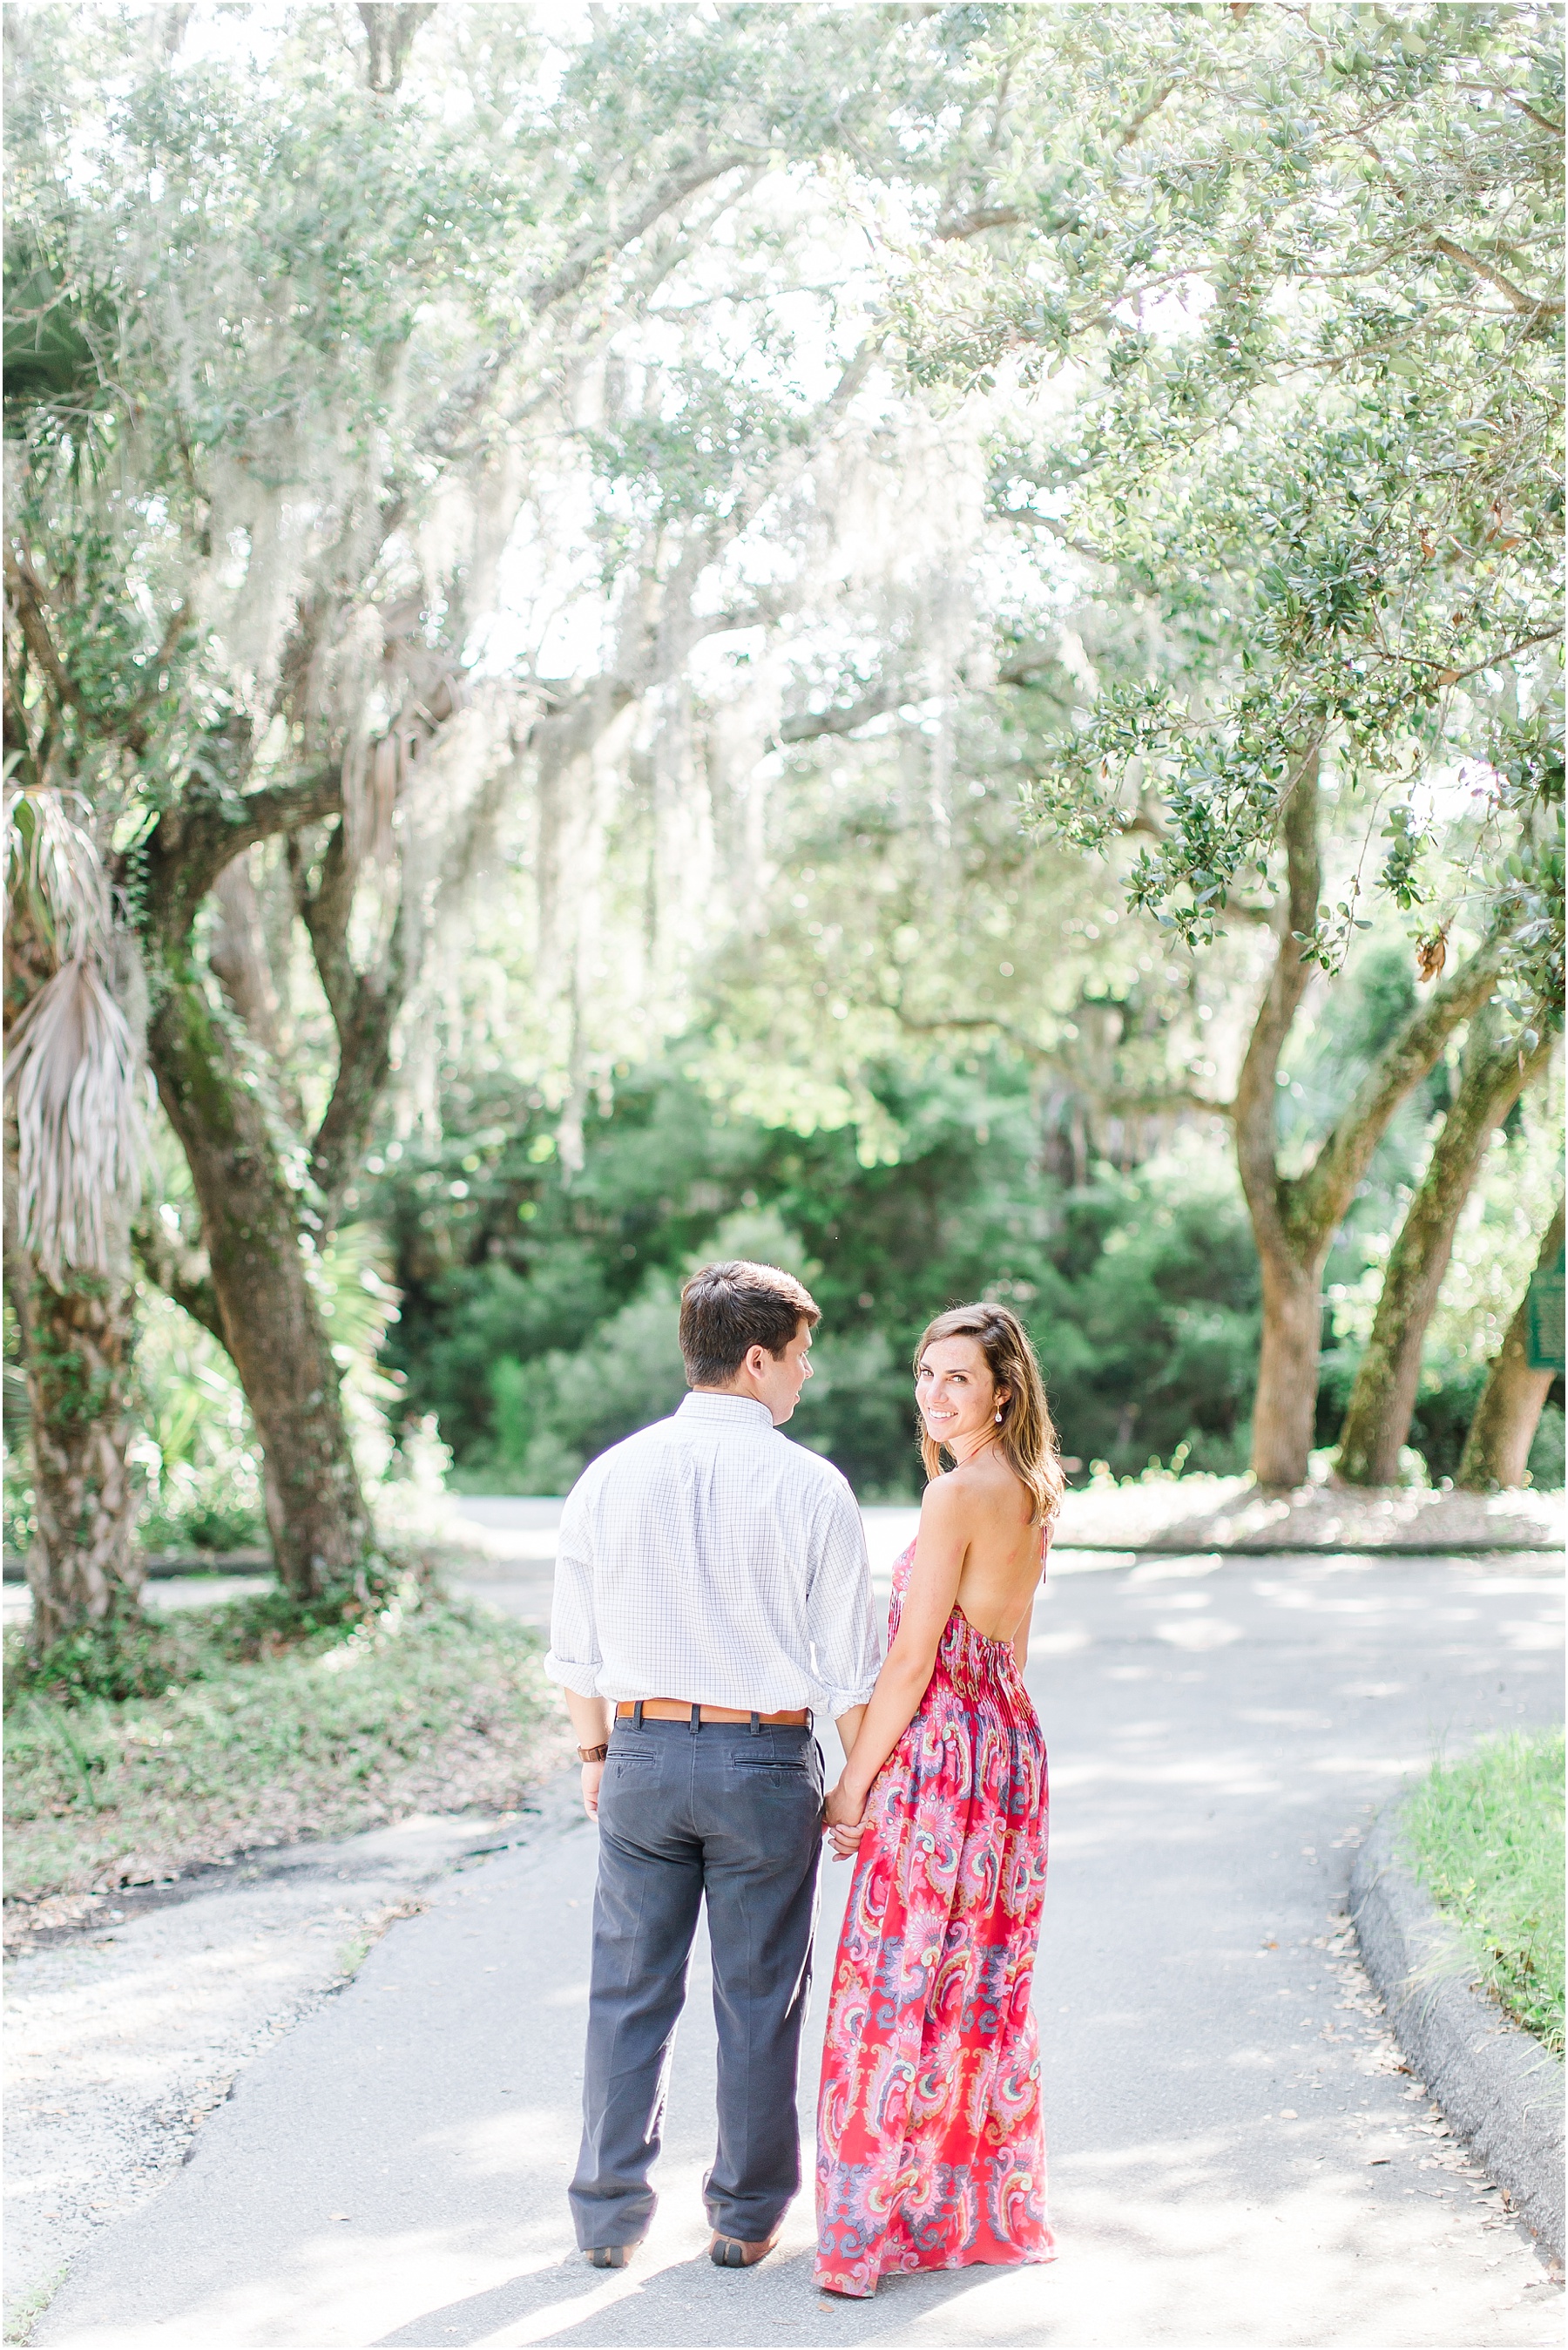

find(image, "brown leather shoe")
[582,2244,634,2269]
[710,2228,781,2269]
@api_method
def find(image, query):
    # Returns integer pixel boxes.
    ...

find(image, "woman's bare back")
[941,1450,1047,1642]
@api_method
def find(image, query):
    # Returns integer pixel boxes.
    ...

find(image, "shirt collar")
[677,1391,776,1432]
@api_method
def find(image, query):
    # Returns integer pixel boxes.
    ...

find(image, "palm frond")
[3,782,111,959]
[6,955,146,1281]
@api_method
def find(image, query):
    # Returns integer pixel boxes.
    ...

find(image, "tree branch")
[891,1005,1232,1117]
[1431,235,1564,316]
[936,207,1026,241]
[308,894,409,1232]
[418,149,770,466]
[527,150,767,319]
[1417,631,1564,689]
[3,547,190,760]
[1287,935,1504,1249]
[1456,84,1565,136]
[138,767,341,945]
[132,1215,225,1344]
[1232,746,1321,1271]
[3,545,87,721]
[1098,1084,1233,1120]
[289,822,358,1035]
[775,686,912,746]
[1116,78,1176,146]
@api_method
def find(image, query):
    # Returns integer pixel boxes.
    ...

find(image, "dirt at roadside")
[1,1777,583,2344]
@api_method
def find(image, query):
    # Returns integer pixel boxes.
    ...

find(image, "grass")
[1402,1728,1565,2056]
[3,2266,65,2346]
[3,1574,571,1918]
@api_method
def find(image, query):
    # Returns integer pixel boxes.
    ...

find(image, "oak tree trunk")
[148,958,368,1598]
[1250,1243,1332,1491]
[1456,1195,1565,1491]
[1335,1016,1552,1485]
[1231,750,1324,1490]
[1228,749,1506,1490]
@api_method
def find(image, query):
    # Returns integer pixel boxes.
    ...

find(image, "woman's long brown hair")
[913,1302,1064,1527]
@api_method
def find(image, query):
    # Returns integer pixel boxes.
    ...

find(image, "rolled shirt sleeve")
[544,1480,603,1696]
[806,1477,883,1717]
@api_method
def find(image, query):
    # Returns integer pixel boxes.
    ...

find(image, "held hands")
[823,1775,868,1861]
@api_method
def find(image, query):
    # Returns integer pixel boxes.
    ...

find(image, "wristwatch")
[578,1743,610,1764]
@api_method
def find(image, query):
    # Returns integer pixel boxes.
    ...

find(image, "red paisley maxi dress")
[814,1537,1053,2297]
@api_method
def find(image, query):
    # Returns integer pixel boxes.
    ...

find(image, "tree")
[5,3,998,1595]
[1334,1007,1558,1483]
[5,3,541,1596]
[889,3,1563,1483]
[1456,1194,1565,1488]
[3,787,148,1645]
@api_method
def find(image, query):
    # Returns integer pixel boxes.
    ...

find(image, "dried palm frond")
[3,782,111,959]
[5,954,146,1282]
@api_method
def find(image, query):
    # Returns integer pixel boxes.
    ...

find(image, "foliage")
[1403,1728,1566,2055]
[377,1054,1266,1497]
[127,1290,265,1554]
[7,4,1563,1570]
[899,4,1565,1006]
[379,873,1558,1495]
[4,1548,424,1707]
[2,1588,564,1906]
[1319,1055,1565,1478]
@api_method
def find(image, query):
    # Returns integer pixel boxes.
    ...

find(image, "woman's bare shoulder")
[923,1454,1027,1525]
[918,1469,970,1526]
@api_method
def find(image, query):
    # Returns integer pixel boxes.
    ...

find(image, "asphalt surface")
[33,1547,1564,2348]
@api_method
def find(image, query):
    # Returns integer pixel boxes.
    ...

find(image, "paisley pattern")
[814,1540,1053,2296]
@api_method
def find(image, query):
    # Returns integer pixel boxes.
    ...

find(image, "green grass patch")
[4,2264,66,2346]
[1402,1728,1565,2056]
[3,1577,569,1914]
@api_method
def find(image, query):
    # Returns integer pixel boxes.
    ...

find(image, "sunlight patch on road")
[1031,1625,1092,1656]
[1153,1618,1245,1650]
[1128,1556,1225,1584]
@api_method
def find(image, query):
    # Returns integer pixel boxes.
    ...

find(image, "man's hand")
[563,1689,612,1823]
[823,1775,867,1859]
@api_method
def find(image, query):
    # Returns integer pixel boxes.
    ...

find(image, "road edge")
[1350,1802,1565,2263]
[2,1771,590,2346]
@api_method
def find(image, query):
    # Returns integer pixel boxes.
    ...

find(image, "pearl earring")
[994,1407,1004,1423]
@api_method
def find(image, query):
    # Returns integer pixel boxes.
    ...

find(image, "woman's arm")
[1012,1527,1050,1669]
[833,1703,867,1763]
[824,1479,969,1827]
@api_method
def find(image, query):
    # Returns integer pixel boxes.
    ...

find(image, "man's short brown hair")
[679,1259,820,1387]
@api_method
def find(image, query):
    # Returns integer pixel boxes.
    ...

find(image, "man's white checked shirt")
[544,1392,883,1718]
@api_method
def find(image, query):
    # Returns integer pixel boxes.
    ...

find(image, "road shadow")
[374,2246,987,2348]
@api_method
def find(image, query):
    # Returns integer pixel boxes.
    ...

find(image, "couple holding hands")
[545,1257,1060,2299]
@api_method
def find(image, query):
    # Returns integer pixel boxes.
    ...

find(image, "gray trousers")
[568,1712,824,2249]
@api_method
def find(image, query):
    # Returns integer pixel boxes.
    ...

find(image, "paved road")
[35,1548,1564,2348]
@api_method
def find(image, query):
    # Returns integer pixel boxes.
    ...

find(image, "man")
[545,1258,881,2273]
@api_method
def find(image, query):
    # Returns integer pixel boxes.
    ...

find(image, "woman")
[815,1302,1062,2299]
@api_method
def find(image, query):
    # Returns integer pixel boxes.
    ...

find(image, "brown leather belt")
[616,1698,811,1727]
